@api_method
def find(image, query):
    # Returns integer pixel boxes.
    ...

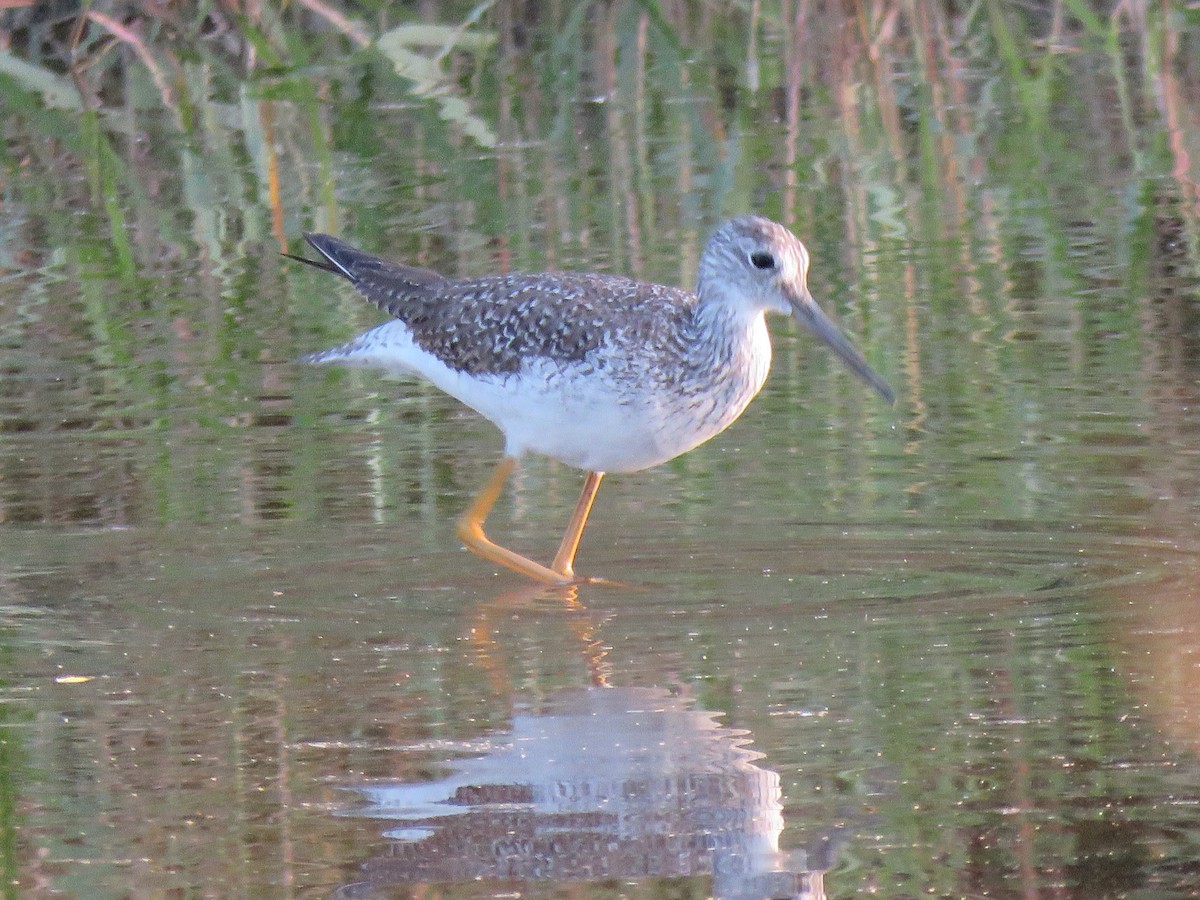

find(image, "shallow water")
[4,4,1200,898]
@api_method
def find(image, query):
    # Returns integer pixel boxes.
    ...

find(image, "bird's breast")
[654,312,773,449]
[533,310,773,472]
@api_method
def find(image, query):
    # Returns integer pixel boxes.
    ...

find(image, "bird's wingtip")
[302,231,337,249]
[283,233,356,278]
[282,248,338,274]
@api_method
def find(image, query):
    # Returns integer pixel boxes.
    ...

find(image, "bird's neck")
[689,299,772,375]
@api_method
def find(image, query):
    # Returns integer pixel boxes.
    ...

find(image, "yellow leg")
[551,471,605,578]
[455,457,574,585]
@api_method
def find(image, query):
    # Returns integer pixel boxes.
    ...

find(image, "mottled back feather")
[299,233,698,376]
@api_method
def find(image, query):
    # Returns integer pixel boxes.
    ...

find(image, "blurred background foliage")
[3,0,1196,264]
[2,0,1199,532]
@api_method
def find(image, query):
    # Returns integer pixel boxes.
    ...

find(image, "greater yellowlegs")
[291,216,894,584]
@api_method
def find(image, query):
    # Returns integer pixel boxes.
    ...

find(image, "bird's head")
[699,216,895,404]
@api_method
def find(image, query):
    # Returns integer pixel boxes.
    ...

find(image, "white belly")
[307,317,772,473]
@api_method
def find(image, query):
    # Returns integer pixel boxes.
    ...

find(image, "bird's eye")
[749,251,775,270]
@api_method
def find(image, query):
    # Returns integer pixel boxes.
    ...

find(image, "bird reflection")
[334,587,839,899]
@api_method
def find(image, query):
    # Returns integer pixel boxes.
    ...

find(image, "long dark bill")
[789,289,896,405]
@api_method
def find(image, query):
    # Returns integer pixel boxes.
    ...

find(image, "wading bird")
[291,216,893,584]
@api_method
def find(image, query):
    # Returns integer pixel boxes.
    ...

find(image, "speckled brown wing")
[298,233,694,377]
